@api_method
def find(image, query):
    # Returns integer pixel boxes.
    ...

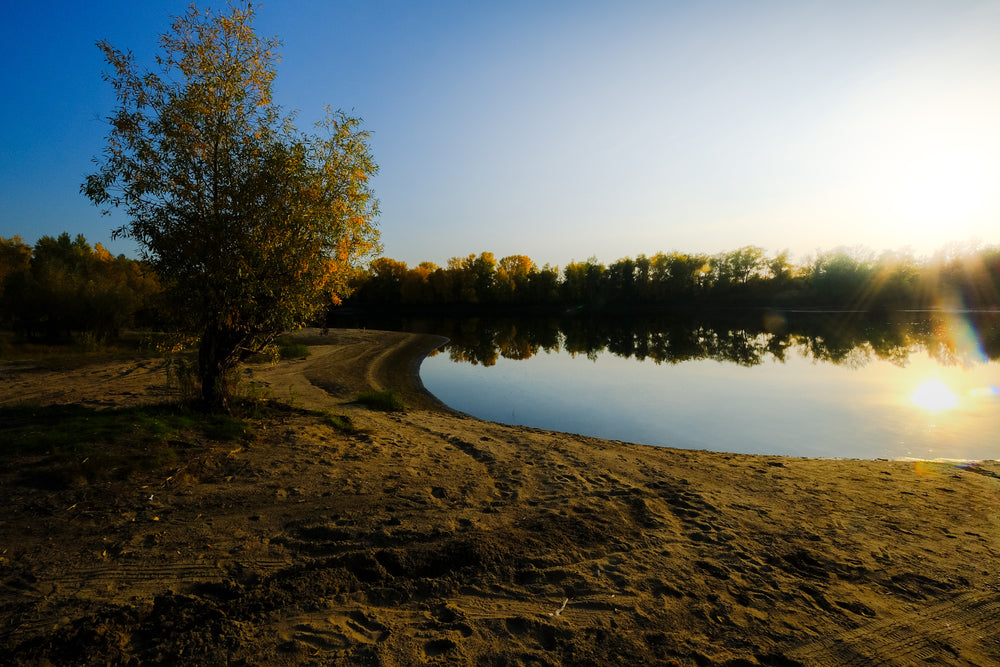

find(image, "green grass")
[0,330,166,369]
[276,337,310,360]
[353,388,406,412]
[247,336,311,364]
[0,403,254,489]
[325,413,373,436]
[204,413,256,440]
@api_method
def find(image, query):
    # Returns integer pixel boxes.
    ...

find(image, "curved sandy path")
[250,328,450,412]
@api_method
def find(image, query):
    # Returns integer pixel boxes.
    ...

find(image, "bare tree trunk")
[198,323,242,413]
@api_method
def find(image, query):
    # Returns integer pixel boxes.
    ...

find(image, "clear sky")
[3,1,1000,269]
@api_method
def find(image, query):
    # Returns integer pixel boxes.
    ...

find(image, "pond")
[339,311,1000,460]
[340,309,1000,460]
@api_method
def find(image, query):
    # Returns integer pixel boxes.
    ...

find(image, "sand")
[1,328,998,665]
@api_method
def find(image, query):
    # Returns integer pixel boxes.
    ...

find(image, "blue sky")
[3,1,1000,268]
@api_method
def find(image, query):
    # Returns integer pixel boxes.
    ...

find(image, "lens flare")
[969,385,1000,398]
[934,292,988,366]
[911,379,959,411]
[945,313,988,366]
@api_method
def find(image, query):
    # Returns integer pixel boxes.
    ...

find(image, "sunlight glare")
[844,83,1000,251]
[888,150,995,230]
[911,379,959,412]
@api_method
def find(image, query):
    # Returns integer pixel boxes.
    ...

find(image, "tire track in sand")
[784,591,1000,665]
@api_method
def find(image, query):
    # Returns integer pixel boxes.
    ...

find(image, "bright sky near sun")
[2,0,1000,268]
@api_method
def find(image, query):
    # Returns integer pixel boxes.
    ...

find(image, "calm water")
[410,312,1000,460]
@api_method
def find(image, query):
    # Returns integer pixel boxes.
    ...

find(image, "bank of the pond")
[0,328,998,666]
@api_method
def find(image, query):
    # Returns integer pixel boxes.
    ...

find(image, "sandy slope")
[1,328,998,665]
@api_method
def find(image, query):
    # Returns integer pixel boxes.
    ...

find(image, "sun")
[910,379,959,412]
[839,80,1000,252]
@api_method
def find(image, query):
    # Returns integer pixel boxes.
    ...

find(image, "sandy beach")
[1,328,998,665]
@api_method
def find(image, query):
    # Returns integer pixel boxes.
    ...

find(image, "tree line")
[5,238,998,344]
[346,245,1000,312]
[0,233,161,340]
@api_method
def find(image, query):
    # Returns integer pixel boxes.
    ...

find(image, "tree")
[807,247,875,307]
[562,257,606,307]
[496,254,534,304]
[365,257,408,304]
[467,252,497,303]
[768,249,793,284]
[3,233,161,339]
[606,257,636,302]
[0,236,31,299]
[0,236,32,329]
[709,246,765,290]
[401,262,437,305]
[82,3,380,411]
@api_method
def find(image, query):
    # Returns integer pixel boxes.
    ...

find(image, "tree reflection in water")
[327,308,999,457]
[389,310,1000,370]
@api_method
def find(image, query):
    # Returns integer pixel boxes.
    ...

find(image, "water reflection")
[910,380,959,411]
[406,310,1000,370]
[331,309,1000,458]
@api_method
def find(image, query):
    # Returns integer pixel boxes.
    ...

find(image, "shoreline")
[379,329,994,464]
[2,328,999,665]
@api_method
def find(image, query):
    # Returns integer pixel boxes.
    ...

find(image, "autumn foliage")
[81,3,379,411]
[348,246,1000,312]
[0,234,161,340]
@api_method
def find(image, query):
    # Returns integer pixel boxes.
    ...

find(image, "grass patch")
[204,413,256,440]
[354,388,406,412]
[276,337,310,360]
[0,403,254,489]
[0,330,165,370]
[325,413,372,436]
[249,336,311,364]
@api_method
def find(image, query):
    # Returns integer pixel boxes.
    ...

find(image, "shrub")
[354,388,406,412]
[276,338,310,359]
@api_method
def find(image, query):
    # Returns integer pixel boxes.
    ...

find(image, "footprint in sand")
[423,637,458,657]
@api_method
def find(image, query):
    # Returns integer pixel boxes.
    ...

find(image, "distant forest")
[0,233,161,340]
[2,234,999,341]
[347,246,1000,312]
